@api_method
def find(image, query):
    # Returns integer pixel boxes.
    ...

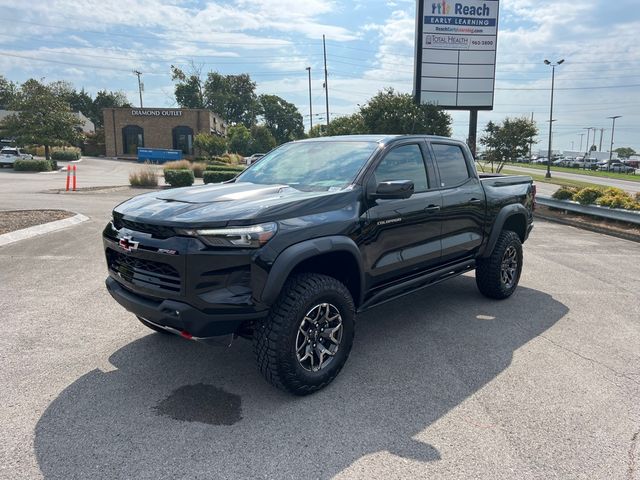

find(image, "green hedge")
[164,169,195,188]
[552,186,578,201]
[205,164,245,173]
[203,171,238,184]
[13,159,53,172]
[51,150,81,161]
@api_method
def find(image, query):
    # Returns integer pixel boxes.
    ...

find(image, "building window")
[173,126,194,155]
[122,125,144,155]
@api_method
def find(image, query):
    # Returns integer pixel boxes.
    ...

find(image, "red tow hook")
[180,331,193,340]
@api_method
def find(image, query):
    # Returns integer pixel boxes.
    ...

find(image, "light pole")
[133,70,143,108]
[583,127,591,158]
[578,133,585,152]
[608,115,622,164]
[305,67,313,131]
[544,59,564,178]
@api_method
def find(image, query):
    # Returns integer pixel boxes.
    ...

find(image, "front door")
[361,142,443,288]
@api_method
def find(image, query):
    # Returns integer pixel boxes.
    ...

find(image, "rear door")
[361,141,443,287]
[428,141,486,263]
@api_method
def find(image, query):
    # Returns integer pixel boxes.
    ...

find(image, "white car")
[0,147,33,167]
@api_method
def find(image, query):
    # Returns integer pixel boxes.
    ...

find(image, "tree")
[359,88,451,136]
[227,124,253,156]
[258,94,305,145]
[590,144,597,152]
[0,75,18,109]
[327,113,366,136]
[92,90,131,128]
[194,133,227,158]
[171,65,204,109]
[615,147,636,159]
[480,117,538,173]
[250,125,276,153]
[308,124,326,138]
[203,73,259,127]
[1,79,81,159]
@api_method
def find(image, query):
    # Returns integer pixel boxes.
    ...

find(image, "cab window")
[373,144,429,193]
[431,143,470,187]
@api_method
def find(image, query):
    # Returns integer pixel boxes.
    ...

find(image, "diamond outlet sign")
[414,0,500,110]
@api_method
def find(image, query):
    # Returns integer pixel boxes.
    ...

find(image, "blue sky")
[0,0,639,152]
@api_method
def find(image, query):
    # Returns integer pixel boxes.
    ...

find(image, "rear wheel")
[137,316,172,335]
[476,230,523,299]
[253,273,355,395]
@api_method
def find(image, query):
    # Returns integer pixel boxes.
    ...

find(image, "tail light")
[531,184,537,211]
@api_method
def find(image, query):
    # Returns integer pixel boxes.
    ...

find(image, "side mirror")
[372,180,414,200]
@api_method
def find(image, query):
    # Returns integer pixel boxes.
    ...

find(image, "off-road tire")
[476,230,523,299]
[137,316,172,335]
[253,273,355,395]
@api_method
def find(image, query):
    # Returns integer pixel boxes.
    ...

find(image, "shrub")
[573,187,603,205]
[194,133,227,158]
[162,160,191,172]
[552,186,578,201]
[635,192,640,203]
[51,149,81,161]
[205,164,245,173]
[164,169,195,188]
[129,164,158,187]
[191,162,207,178]
[203,171,238,184]
[13,159,53,172]
[597,190,636,209]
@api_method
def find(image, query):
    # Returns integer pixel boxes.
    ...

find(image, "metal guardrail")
[537,196,640,225]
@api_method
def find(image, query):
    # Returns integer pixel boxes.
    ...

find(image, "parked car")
[599,162,635,173]
[532,157,549,165]
[103,134,535,395]
[0,147,33,167]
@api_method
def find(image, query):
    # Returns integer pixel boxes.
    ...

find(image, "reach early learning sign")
[414,0,499,109]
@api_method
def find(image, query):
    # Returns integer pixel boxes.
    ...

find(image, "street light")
[544,59,564,178]
[608,115,622,164]
[305,67,313,131]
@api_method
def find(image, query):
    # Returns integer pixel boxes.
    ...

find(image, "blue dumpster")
[137,148,183,164]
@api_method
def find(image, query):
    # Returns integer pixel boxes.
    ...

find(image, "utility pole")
[544,59,564,178]
[599,128,604,152]
[323,35,330,129]
[608,115,622,164]
[305,67,313,131]
[579,133,584,152]
[583,127,591,158]
[133,70,144,108]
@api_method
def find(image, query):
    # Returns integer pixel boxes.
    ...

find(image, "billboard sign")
[414,0,499,110]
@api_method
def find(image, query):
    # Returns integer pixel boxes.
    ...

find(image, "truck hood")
[115,182,357,227]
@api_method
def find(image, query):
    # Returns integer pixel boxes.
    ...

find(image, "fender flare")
[480,204,528,258]
[259,236,365,306]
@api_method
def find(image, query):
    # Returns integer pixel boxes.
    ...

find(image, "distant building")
[0,110,95,134]
[103,107,227,158]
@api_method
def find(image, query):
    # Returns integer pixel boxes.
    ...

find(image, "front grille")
[107,249,181,293]
[120,219,176,239]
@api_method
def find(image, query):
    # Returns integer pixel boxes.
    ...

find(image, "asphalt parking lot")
[1,159,639,479]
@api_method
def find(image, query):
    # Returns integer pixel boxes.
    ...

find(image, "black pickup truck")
[104,135,535,394]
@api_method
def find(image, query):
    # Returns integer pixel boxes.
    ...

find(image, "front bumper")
[106,277,266,337]
[103,221,270,338]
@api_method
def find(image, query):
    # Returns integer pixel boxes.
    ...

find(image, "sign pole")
[468,109,478,158]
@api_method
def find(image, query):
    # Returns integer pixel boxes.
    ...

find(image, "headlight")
[180,222,278,248]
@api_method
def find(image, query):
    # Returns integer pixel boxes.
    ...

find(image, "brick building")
[103,108,227,158]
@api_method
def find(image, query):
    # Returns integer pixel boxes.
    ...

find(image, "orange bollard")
[72,165,77,191]
[65,166,71,191]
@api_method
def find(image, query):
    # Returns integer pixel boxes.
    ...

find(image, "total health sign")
[414,0,499,110]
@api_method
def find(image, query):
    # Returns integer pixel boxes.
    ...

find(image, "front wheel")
[476,230,523,299]
[253,273,355,395]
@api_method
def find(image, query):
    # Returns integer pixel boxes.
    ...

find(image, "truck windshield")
[237,141,379,191]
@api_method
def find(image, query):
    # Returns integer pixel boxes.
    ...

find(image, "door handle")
[468,198,482,205]
[425,205,441,212]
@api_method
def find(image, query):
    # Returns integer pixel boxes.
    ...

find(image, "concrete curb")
[0,212,90,247]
